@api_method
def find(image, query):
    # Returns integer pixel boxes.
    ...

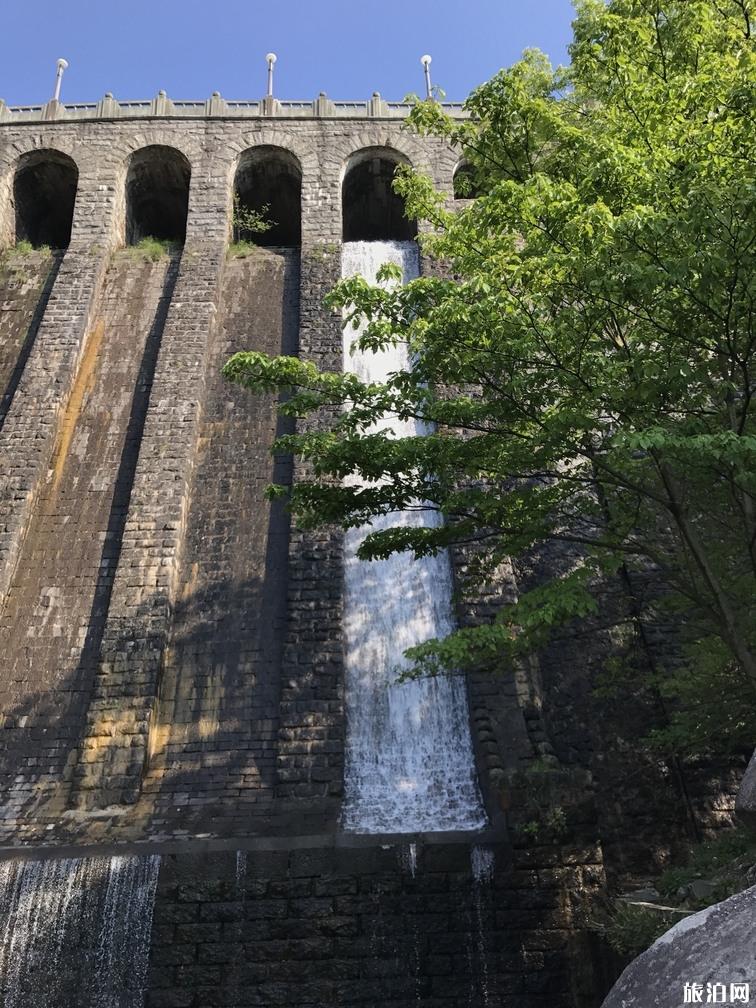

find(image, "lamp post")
[266,52,277,98]
[53,58,69,103]
[420,54,432,99]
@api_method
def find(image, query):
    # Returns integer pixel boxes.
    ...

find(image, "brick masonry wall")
[141,249,298,831]
[0,251,177,838]
[274,247,345,827]
[71,236,228,810]
[0,836,609,1008]
[0,249,59,430]
[0,246,110,603]
[146,838,605,1008]
[0,116,462,832]
[512,543,742,880]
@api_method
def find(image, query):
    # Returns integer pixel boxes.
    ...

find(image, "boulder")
[687,879,718,902]
[601,885,756,1007]
[736,749,756,828]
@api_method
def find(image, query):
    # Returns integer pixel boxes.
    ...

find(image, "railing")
[0,92,468,124]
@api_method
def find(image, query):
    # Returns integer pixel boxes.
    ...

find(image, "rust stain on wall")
[49,317,106,498]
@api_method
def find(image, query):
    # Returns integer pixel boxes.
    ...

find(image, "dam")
[0,90,725,1006]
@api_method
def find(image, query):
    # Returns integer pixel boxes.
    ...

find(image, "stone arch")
[0,136,86,229]
[228,130,317,180]
[12,149,79,249]
[225,130,318,242]
[124,144,191,245]
[234,146,302,247]
[342,146,417,242]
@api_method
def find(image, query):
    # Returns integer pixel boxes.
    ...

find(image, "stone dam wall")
[0,109,743,1006]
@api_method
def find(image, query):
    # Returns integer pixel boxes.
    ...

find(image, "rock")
[620,887,661,903]
[688,879,718,902]
[601,885,756,1008]
[735,749,756,828]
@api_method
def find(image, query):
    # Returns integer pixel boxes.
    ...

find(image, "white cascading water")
[470,846,495,1007]
[0,854,160,1007]
[341,240,486,833]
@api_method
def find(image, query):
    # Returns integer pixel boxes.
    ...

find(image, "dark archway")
[342,151,417,242]
[125,146,190,245]
[234,147,302,247]
[453,161,482,200]
[14,150,78,249]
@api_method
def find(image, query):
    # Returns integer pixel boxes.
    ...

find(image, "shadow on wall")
[0,248,305,841]
[0,564,290,838]
[144,491,292,808]
[0,252,181,828]
[512,532,745,880]
[0,251,62,433]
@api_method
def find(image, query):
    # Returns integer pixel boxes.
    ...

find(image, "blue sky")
[1,0,576,107]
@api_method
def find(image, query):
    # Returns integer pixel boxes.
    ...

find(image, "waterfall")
[470,846,495,1007]
[235,850,248,901]
[471,845,495,885]
[0,853,160,1007]
[341,240,486,834]
[398,842,418,878]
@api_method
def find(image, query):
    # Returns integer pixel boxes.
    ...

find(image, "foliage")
[603,902,678,956]
[125,236,177,261]
[224,0,756,752]
[308,242,340,262]
[509,759,588,841]
[3,240,50,258]
[232,196,274,243]
[227,240,260,259]
[13,239,35,255]
[599,825,756,957]
[588,825,756,957]
[658,825,756,899]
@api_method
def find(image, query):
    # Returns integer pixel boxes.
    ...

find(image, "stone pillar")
[312,93,336,117]
[260,96,281,116]
[150,90,174,117]
[0,166,114,603]
[72,146,230,808]
[42,99,62,121]
[96,93,120,118]
[368,92,388,117]
[273,146,346,820]
[206,92,228,117]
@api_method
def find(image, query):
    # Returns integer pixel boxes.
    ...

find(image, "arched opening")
[125,145,190,245]
[453,161,482,200]
[342,150,417,242]
[13,150,78,249]
[233,147,302,247]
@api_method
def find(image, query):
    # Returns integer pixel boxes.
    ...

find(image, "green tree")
[224,0,756,753]
[232,195,274,242]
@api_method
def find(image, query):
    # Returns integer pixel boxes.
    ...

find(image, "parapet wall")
[0,93,468,125]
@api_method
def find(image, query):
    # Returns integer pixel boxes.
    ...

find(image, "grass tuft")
[125,237,179,261]
[228,240,261,259]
